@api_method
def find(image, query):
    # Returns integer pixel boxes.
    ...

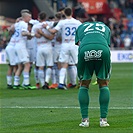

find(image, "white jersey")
[32,21,53,47]
[14,21,28,44]
[26,37,35,49]
[7,23,18,46]
[54,18,81,45]
[6,26,17,65]
[27,19,39,49]
[14,20,30,64]
[8,33,16,46]
[55,30,62,46]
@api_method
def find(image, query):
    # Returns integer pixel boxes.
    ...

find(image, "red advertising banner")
[78,0,110,14]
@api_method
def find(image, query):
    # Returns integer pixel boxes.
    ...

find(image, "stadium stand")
[0,0,133,50]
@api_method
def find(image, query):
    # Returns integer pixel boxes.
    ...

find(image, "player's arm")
[22,31,34,37]
[37,29,55,40]
[8,24,15,35]
[35,29,41,38]
[43,23,58,34]
[21,23,35,37]
[35,32,42,38]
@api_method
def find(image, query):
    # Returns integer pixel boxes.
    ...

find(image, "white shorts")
[36,46,53,67]
[27,38,36,62]
[59,44,78,64]
[53,45,61,63]
[27,48,35,62]
[15,42,29,64]
[5,44,17,65]
[68,45,79,65]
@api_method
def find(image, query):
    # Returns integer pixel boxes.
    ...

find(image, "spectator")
[72,2,88,22]
[1,27,9,48]
[123,35,132,50]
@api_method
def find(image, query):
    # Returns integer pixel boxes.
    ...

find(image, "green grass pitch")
[0,63,133,133]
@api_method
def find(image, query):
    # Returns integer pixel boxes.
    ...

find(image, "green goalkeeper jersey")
[75,21,111,48]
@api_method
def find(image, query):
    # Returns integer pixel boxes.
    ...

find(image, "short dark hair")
[84,17,96,22]
[64,7,72,16]
[59,7,65,12]
[48,15,55,20]
[38,11,46,20]
[55,13,62,20]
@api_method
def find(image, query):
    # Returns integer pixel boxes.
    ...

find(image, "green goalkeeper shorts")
[77,44,111,80]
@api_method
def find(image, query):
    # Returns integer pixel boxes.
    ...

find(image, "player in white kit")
[27,19,40,88]
[44,7,82,89]
[27,19,39,68]
[67,44,79,88]
[13,10,35,89]
[49,12,62,89]
[27,21,36,64]
[33,11,55,89]
[5,19,20,89]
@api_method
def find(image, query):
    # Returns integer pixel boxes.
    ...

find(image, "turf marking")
[0,106,133,110]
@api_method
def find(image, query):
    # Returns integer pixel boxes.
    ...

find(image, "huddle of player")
[5,7,82,90]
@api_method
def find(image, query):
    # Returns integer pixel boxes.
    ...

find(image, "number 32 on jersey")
[65,27,76,36]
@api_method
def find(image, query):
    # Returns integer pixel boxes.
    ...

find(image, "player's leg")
[49,63,59,89]
[5,45,16,88]
[43,47,54,89]
[67,64,77,88]
[19,45,36,89]
[34,65,40,89]
[43,66,52,89]
[13,63,23,89]
[49,47,59,89]
[7,64,17,89]
[97,79,110,127]
[58,46,69,90]
[28,48,34,75]
[36,48,45,89]
[33,40,40,88]
[23,62,30,86]
[21,47,31,87]
[77,48,94,127]
[38,66,45,88]
[58,62,68,90]
[95,46,111,127]
[67,45,78,88]
[6,64,13,88]
[78,80,91,127]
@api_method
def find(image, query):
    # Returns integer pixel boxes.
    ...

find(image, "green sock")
[78,86,89,119]
[99,86,110,118]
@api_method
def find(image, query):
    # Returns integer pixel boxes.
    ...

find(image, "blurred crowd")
[0,0,133,51]
[0,26,10,52]
[72,0,133,50]
[107,0,133,50]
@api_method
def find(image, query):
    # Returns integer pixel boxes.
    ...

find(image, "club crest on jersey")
[84,50,103,61]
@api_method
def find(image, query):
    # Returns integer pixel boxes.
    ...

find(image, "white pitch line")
[0,106,133,110]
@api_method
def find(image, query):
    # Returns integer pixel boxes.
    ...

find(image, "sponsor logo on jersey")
[84,50,103,61]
